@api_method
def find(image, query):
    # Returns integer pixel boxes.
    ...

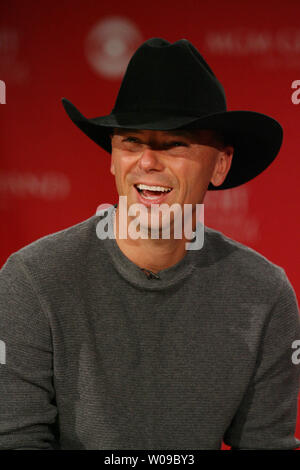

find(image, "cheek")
[192,152,218,180]
[112,152,135,175]
[180,158,216,197]
[110,154,134,195]
[111,153,124,179]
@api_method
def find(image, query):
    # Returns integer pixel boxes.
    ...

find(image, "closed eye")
[123,138,188,147]
[123,137,140,143]
[167,141,188,147]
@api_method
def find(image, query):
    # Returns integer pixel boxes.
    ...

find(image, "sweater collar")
[98,204,206,291]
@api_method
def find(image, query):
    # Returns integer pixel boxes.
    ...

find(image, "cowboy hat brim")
[61,98,283,191]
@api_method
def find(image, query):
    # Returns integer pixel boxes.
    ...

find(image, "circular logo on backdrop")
[85,16,143,79]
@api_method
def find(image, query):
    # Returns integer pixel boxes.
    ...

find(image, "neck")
[113,206,192,273]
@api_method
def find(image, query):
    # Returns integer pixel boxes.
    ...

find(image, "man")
[108,126,232,272]
[0,38,299,450]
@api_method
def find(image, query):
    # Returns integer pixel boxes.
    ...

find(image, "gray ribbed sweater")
[0,204,299,450]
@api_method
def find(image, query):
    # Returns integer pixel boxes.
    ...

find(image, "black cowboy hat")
[61,37,283,190]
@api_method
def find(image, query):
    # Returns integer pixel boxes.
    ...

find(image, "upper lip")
[134,182,173,189]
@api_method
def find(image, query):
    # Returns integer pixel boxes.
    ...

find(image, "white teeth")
[136,184,172,192]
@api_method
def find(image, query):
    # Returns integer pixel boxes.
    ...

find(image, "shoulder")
[1,214,102,280]
[202,225,290,296]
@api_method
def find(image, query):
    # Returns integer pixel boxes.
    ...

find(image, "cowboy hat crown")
[62,37,283,190]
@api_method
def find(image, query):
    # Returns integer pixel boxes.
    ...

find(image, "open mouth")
[134,183,173,200]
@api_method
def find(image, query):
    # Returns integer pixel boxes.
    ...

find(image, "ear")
[109,133,116,176]
[210,146,234,187]
[110,156,115,176]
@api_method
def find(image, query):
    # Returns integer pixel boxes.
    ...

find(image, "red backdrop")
[1,0,300,449]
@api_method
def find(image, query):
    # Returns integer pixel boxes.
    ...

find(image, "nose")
[137,147,164,172]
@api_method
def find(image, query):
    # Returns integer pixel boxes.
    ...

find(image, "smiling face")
[110,128,233,236]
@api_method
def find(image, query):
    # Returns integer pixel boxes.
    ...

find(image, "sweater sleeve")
[223,268,300,450]
[0,253,59,450]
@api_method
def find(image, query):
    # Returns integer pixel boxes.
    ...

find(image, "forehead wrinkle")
[113,128,195,138]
